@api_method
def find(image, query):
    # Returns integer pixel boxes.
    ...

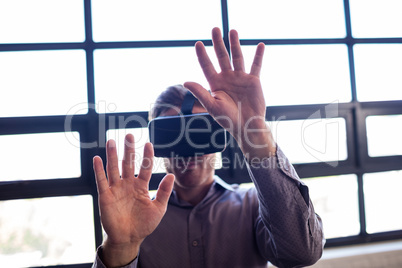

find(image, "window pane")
[0,0,85,43]
[350,0,402,38]
[106,128,222,174]
[267,117,347,165]
[0,50,88,117]
[303,175,360,239]
[354,44,402,102]
[228,0,346,39]
[364,170,402,233]
[0,195,95,267]
[366,115,402,157]
[241,45,351,106]
[0,132,81,181]
[91,0,222,42]
[94,47,218,113]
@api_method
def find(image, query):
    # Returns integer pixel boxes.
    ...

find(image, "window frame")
[0,1,402,266]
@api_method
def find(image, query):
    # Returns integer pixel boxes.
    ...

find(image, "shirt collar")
[212,175,235,192]
[169,175,235,207]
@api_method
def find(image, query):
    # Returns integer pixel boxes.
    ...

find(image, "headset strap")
[180,91,196,115]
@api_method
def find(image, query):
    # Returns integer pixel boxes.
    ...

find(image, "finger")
[137,142,154,182]
[229,29,245,72]
[121,134,135,179]
[212,27,232,72]
[154,173,175,207]
[250,42,265,77]
[93,156,109,194]
[195,41,217,81]
[106,139,121,186]
[184,82,215,111]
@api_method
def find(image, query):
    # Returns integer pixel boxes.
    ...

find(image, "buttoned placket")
[188,204,205,268]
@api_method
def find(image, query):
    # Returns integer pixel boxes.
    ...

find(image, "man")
[92,28,324,268]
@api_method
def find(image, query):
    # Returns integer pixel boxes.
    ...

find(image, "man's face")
[160,103,216,189]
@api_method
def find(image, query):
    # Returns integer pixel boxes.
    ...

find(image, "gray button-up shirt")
[93,147,325,268]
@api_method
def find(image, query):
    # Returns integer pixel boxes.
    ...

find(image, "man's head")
[149,85,195,120]
[149,85,226,159]
[149,85,217,189]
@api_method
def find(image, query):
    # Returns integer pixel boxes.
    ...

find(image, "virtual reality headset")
[148,91,227,158]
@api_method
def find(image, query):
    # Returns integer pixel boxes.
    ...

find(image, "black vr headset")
[148,91,227,157]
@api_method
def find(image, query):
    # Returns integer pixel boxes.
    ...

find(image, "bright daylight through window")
[0,0,401,267]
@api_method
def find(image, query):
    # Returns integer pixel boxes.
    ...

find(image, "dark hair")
[149,84,189,120]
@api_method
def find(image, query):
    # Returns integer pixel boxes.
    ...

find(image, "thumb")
[184,81,214,111]
[154,174,175,207]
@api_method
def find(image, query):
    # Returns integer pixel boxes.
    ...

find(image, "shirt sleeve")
[92,246,139,268]
[247,146,325,268]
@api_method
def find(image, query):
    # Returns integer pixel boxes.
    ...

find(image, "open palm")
[93,134,174,265]
[184,28,267,138]
[184,28,275,159]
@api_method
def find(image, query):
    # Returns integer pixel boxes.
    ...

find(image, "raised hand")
[184,28,276,159]
[93,134,174,267]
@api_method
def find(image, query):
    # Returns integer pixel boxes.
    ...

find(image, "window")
[228,0,346,39]
[363,170,402,234]
[242,44,352,106]
[1,1,401,267]
[93,47,218,113]
[267,117,347,164]
[0,195,95,266]
[0,50,88,117]
[0,132,81,181]
[366,115,402,157]
[0,0,85,43]
[349,0,402,38]
[91,0,222,42]
[303,174,360,239]
[354,44,402,102]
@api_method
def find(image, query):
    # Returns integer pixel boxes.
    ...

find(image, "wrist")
[100,239,141,268]
[236,120,277,160]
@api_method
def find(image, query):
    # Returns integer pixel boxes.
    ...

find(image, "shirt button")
[192,240,198,247]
